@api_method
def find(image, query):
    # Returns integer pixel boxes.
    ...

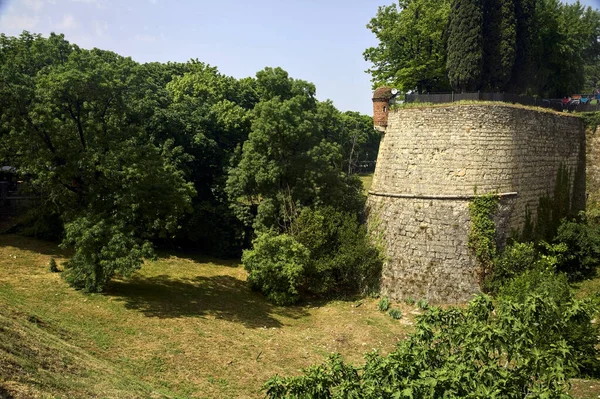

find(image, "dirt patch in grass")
[0,234,411,398]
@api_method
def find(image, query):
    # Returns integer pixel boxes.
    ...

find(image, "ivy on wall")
[468,193,499,284]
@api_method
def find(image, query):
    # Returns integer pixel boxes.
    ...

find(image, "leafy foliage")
[242,207,383,305]
[0,33,194,291]
[468,193,499,284]
[242,232,309,306]
[366,0,600,97]
[498,269,600,376]
[0,33,380,291]
[387,308,402,320]
[377,296,390,312]
[292,207,383,298]
[447,0,485,92]
[364,0,452,93]
[265,294,596,398]
[552,213,600,281]
[226,70,367,234]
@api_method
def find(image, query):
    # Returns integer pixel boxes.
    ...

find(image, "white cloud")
[0,14,40,33]
[69,0,106,9]
[134,34,157,44]
[94,21,108,37]
[54,14,78,31]
[23,0,45,12]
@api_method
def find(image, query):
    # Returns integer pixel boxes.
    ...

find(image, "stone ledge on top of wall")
[368,191,519,200]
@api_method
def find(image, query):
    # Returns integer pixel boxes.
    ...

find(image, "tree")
[447,0,485,92]
[482,0,517,91]
[0,33,194,291]
[364,0,452,93]
[508,0,537,93]
[226,68,364,233]
[163,62,256,256]
[530,0,600,97]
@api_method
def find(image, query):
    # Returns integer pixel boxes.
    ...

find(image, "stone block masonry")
[367,104,585,303]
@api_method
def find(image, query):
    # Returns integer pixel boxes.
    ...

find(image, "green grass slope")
[0,234,409,399]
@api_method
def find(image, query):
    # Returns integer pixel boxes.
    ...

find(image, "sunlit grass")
[0,234,411,398]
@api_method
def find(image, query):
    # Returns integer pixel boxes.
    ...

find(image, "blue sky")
[0,0,598,115]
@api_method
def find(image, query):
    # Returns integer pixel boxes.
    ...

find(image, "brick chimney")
[373,87,393,132]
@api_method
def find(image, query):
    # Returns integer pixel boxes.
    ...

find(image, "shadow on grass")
[0,234,69,257]
[0,386,14,399]
[105,274,308,329]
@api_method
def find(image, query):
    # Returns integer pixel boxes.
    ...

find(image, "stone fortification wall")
[587,126,600,204]
[367,104,585,303]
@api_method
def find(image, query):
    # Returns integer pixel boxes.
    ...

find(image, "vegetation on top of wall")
[391,100,579,116]
[580,112,600,132]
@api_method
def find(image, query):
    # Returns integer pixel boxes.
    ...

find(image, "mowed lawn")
[0,234,412,399]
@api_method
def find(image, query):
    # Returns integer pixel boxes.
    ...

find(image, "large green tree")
[447,0,485,92]
[508,0,537,93]
[226,67,364,233]
[162,62,257,256]
[529,0,600,97]
[0,33,194,291]
[482,0,517,90]
[364,0,452,93]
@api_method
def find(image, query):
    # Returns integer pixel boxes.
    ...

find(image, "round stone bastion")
[366,104,585,303]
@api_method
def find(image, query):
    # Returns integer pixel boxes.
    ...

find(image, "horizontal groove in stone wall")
[367,191,519,200]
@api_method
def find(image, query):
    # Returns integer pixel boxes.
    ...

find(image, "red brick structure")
[372,87,393,130]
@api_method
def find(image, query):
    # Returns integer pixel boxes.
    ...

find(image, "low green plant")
[48,257,59,273]
[388,308,402,320]
[377,296,390,312]
[404,296,415,306]
[264,294,598,398]
[416,298,429,310]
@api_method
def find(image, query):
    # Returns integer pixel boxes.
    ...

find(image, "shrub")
[416,298,429,310]
[48,258,59,273]
[498,268,600,377]
[388,308,402,320]
[293,206,383,298]
[61,216,154,293]
[484,241,539,293]
[551,213,600,281]
[242,232,310,306]
[377,296,390,312]
[264,294,599,397]
[242,206,383,305]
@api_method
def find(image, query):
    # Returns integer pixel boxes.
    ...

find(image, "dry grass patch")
[0,234,411,398]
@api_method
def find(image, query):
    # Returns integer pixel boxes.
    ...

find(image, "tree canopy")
[365,0,600,97]
[0,32,380,292]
